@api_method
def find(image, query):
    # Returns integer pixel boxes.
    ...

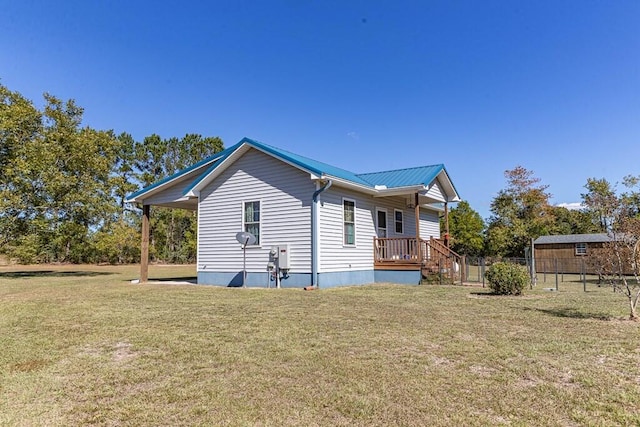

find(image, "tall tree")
[1,82,225,264]
[584,176,640,320]
[134,133,224,263]
[445,201,485,256]
[485,166,555,257]
[550,206,600,235]
[0,84,121,262]
[581,178,617,232]
[0,84,43,250]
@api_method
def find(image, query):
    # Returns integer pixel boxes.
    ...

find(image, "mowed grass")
[1,265,639,426]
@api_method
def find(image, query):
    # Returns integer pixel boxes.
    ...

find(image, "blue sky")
[2,1,638,219]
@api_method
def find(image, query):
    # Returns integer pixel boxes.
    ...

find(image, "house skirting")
[374,269,421,285]
[197,271,311,288]
[198,269,420,288]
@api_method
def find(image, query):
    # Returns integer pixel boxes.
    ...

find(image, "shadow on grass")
[549,279,604,286]
[526,306,613,320]
[147,276,197,283]
[469,291,520,297]
[0,270,114,278]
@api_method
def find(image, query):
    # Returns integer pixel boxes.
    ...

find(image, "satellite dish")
[236,231,256,246]
[235,231,256,288]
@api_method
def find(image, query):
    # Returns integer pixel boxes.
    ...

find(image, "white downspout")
[312,180,332,288]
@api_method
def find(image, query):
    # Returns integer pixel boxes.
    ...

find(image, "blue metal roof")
[125,142,241,201]
[243,138,372,186]
[127,137,459,202]
[356,165,445,188]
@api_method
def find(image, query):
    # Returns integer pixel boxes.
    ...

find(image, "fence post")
[529,256,535,289]
[555,258,559,291]
[543,261,546,283]
[461,255,466,285]
[481,257,485,288]
[466,257,470,282]
[450,256,454,283]
[582,258,587,292]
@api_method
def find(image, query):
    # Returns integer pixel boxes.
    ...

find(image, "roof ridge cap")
[357,164,444,176]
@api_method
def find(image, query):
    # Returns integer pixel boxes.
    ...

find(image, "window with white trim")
[343,199,355,245]
[243,201,260,245]
[394,209,404,234]
[575,242,587,255]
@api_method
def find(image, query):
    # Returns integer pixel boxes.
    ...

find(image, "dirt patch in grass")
[11,359,50,372]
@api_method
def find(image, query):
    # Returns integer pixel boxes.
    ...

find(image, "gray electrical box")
[277,244,290,270]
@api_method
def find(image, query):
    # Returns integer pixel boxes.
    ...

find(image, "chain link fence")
[464,256,599,291]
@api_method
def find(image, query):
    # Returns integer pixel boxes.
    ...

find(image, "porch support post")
[414,193,421,260]
[444,202,450,248]
[140,204,150,283]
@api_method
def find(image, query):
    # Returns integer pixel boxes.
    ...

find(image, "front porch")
[374,237,465,282]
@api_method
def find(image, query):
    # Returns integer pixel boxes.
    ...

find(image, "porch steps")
[374,236,465,284]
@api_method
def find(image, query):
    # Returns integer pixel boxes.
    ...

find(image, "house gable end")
[197,148,316,275]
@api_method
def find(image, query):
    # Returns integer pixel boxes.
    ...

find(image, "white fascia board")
[125,163,213,204]
[324,175,378,195]
[436,170,461,202]
[124,176,186,204]
[372,185,426,198]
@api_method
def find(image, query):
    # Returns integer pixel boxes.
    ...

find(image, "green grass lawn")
[1,264,639,426]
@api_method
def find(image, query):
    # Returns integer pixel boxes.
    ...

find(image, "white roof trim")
[321,175,378,195]
[125,161,215,204]
[373,185,426,197]
[436,170,461,202]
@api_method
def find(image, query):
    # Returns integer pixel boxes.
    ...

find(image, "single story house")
[126,137,461,287]
[532,233,614,274]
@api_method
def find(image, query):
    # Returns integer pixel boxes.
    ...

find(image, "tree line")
[0,83,224,264]
[447,166,640,259]
[3,82,638,272]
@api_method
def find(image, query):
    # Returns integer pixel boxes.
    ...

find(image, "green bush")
[484,262,529,295]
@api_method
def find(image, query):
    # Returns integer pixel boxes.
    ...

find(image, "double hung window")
[394,209,404,234]
[243,201,260,245]
[343,199,355,245]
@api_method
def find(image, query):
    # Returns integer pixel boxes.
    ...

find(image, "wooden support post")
[444,202,450,248]
[414,193,421,260]
[140,204,150,283]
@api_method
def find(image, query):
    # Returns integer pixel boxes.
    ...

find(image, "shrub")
[484,262,529,295]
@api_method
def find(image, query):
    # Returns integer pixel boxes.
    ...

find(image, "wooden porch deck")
[374,237,465,281]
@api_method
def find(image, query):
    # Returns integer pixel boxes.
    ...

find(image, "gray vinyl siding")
[318,190,415,272]
[143,166,209,205]
[419,209,441,239]
[370,196,419,237]
[197,148,314,274]
[425,179,445,202]
[318,189,442,272]
[318,186,375,272]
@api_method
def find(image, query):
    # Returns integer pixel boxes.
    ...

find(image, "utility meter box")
[277,244,290,270]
